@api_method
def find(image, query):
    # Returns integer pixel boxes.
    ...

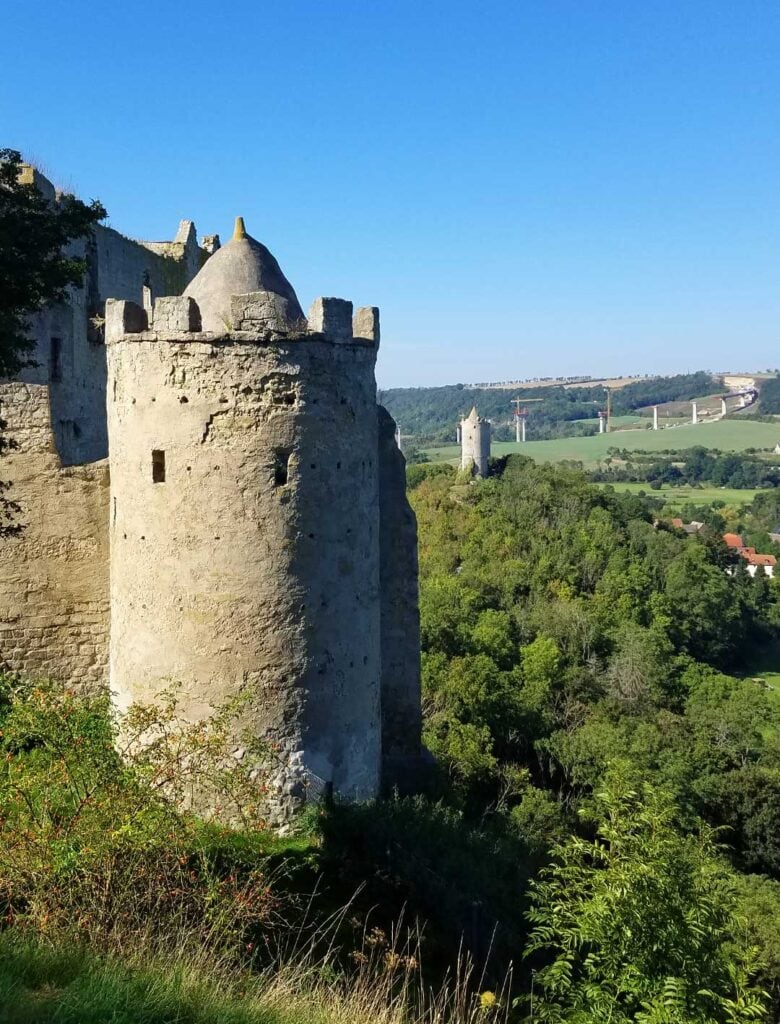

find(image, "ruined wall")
[95,221,201,306]
[377,406,422,787]
[0,384,110,687]
[14,202,203,466]
[106,305,381,808]
[0,195,201,689]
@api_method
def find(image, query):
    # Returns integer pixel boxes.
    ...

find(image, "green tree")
[604,623,675,707]
[0,148,104,377]
[520,634,561,718]
[664,545,741,665]
[523,774,768,1023]
[1,151,104,536]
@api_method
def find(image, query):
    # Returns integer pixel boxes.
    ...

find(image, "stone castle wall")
[106,306,383,803]
[0,173,204,688]
[15,210,203,467]
[377,405,422,781]
[0,384,110,687]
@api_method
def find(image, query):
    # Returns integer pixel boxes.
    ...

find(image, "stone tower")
[460,406,491,476]
[104,219,421,816]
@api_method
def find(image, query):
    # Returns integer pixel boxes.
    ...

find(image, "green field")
[572,414,650,428]
[424,419,780,469]
[595,481,763,508]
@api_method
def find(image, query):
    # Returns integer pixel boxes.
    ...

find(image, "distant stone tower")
[460,406,491,476]
[105,218,421,818]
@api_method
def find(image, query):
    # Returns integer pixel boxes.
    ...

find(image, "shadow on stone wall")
[0,425,24,540]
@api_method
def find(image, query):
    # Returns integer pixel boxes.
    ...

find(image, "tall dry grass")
[1,920,514,1024]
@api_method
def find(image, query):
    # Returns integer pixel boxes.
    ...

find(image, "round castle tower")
[105,219,385,814]
[460,406,491,476]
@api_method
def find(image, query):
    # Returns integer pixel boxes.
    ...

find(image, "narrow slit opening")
[274,449,291,487]
[50,337,62,382]
[152,449,166,483]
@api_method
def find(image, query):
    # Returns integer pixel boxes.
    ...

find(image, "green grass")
[594,482,764,508]
[0,928,489,1024]
[736,642,780,727]
[424,419,780,469]
[571,414,650,428]
[0,934,302,1024]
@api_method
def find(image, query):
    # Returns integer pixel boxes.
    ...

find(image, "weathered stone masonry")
[460,406,491,477]
[0,384,109,688]
[0,169,423,812]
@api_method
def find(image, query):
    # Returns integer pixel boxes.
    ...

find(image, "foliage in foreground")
[524,774,767,1023]
[0,674,776,1022]
[0,678,282,954]
[0,678,517,1022]
[0,929,507,1024]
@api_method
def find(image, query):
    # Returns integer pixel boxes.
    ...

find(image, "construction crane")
[511,396,544,442]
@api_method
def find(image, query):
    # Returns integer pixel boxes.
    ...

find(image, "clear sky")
[2,1,779,387]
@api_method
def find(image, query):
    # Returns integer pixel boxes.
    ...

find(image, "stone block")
[105,299,148,342]
[230,290,293,333]
[308,297,353,343]
[353,306,380,345]
[153,296,202,333]
[18,164,56,201]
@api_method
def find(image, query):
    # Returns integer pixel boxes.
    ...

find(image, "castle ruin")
[0,168,422,814]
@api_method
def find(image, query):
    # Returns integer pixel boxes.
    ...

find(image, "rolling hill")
[423,418,780,469]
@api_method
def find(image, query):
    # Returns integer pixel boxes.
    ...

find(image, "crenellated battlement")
[105,292,380,348]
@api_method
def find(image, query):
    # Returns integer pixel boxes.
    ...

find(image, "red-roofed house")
[739,549,777,578]
[723,533,745,550]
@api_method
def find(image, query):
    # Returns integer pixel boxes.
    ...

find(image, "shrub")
[0,678,281,956]
[523,773,768,1023]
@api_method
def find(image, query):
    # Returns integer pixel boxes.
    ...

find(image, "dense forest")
[610,370,717,413]
[408,456,780,1016]
[380,372,717,444]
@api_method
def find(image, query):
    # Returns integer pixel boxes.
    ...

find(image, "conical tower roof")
[184,217,304,332]
[466,406,480,422]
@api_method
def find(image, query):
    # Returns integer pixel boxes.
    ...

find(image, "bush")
[523,774,768,1023]
[406,461,455,490]
[0,678,281,956]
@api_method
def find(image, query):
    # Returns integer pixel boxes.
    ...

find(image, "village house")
[721,533,776,578]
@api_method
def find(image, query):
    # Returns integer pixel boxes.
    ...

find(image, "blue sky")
[2,1,780,387]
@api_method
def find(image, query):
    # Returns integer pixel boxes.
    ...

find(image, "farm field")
[423,419,780,469]
[594,481,764,508]
[473,374,646,391]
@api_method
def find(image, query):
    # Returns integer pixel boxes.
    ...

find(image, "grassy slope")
[0,935,303,1024]
[571,414,649,428]
[0,930,491,1024]
[424,419,780,469]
